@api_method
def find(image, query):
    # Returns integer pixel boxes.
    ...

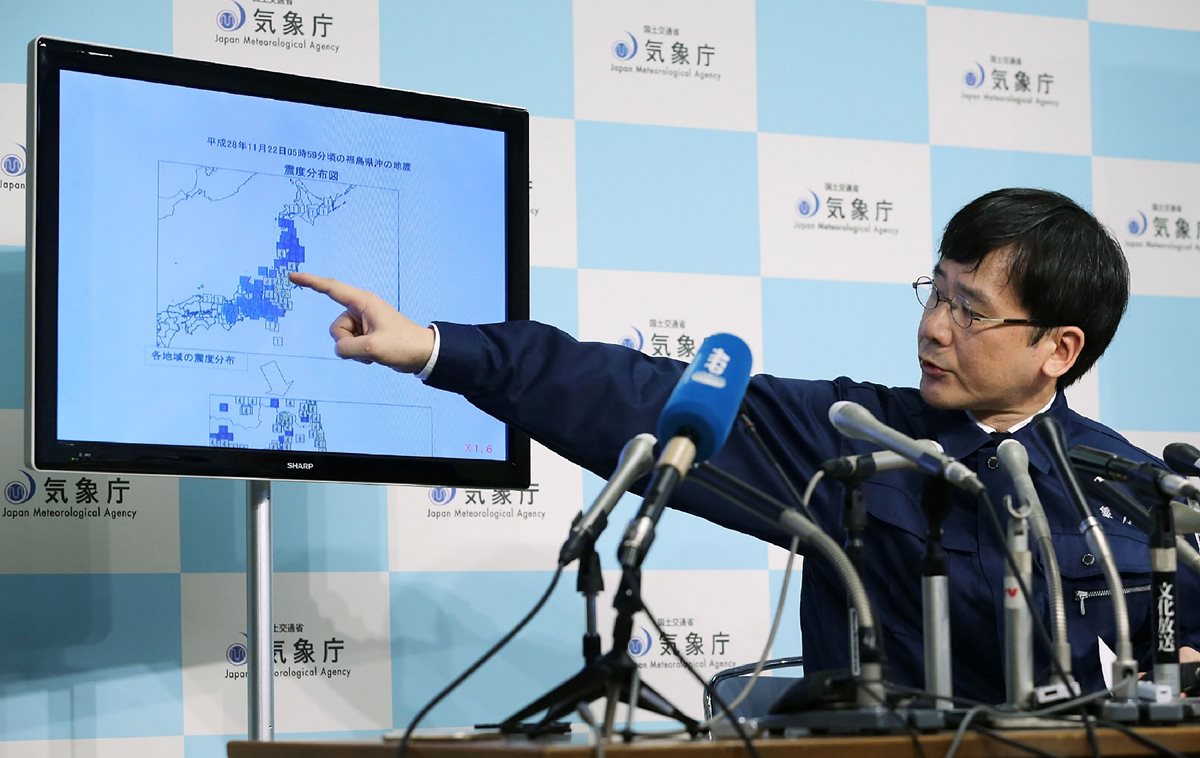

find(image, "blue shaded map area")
[158,217,304,347]
[155,166,354,348]
[210,395,327,451]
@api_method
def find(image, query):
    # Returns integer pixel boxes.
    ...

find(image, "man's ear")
[1042,326,1085,380]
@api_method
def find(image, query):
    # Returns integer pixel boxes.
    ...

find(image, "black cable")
[854,677,928,758]
[396,565,565,758]
[1095,718,1187,758]
[976,490,1100,758]
[640,599,762,758]
[690,468,797,532]
[737,411,820,525]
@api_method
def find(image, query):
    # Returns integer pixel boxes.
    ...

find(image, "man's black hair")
[938,187,1129,389]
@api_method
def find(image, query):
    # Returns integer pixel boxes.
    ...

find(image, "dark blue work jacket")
[427,320,1200,705]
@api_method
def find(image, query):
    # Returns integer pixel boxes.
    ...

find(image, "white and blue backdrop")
[1,0,1200,755]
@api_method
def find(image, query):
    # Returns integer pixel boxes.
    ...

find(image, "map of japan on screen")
[53,69,509,462]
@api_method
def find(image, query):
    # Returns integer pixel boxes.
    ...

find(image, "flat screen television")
[25,37,530,488]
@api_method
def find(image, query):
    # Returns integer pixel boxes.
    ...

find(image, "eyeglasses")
[912,277,1049,330]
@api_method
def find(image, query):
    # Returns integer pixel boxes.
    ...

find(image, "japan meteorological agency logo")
[612,32,639,62]
[1127,211,1149,237]
[619,326,645,352]
[4,471,36,505]
[627,627,653,658]
[1,145,26,178]
[216,1,247,31]
[227,642,248,666]
[964,62,987,88]
[428,487,457,506]
[796,190,821,218]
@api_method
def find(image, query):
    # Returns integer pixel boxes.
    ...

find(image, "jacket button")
[987,456,999,470]
[1082,553,1096,566]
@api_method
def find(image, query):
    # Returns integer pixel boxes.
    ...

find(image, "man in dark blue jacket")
[291,188,1199,704]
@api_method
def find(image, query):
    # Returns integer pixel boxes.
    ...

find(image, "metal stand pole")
[247,480,274,741]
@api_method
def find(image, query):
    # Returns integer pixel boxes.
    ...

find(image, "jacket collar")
[935,392,1068,475]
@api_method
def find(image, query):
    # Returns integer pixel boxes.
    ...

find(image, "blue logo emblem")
[1,145,26,177]
[627,626,653,657]
[227,642,248,665]
[963,62,986,89]
[428,487,457,505]
[216,1,247,31]
[1127,210,1148,237]
[4,471,35,505]
[796,190,821,218]
[619,326,645,352]
[612,33,639,62]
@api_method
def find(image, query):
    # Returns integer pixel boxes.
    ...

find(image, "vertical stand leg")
[247,480,274,741]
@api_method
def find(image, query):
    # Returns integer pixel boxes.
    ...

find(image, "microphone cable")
[395,564,565,758]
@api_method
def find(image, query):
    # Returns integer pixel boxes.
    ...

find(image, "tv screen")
[26,37,530,487]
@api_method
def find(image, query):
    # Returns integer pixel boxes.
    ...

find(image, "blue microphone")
[619,334,752,569]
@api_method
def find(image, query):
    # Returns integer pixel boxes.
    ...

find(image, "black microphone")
[1069,445,1200,501]
[618,334,752,570]
[1164,443,1200,478]
[820,441,943,481]
[559,433,656,567]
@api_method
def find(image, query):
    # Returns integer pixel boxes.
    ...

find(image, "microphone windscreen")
[657,333,752,462]
[1164,443,1200,478]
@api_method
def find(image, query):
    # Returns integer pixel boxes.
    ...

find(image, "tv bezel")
[25,36,531,488]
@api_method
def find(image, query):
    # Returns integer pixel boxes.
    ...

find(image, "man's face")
[917,254,1056,416]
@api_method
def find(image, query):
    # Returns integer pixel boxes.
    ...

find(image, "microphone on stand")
[996,439,1074,694]
[1069,445,1188,696]
[1033,416,1139,702]
[1163,443,1200,478]
[820,443,944,481]
[1085,479,1200,577]
[618,334,752,570]
[827,401,985,495]
[1069,446,1200,501]
[559,433,656,567]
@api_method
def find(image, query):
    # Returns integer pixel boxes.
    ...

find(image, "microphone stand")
[919,478,955,711]
[1003,497,1034,708]
[690,466,931,734]
[1085,479,1200,721]
[842,481,868,679]
[497,564,699,738]
[575,519,605,666]
[1147,492,1184,719]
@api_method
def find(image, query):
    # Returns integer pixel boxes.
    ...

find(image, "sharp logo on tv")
[286,461,315,470]
[607,25,722,83]
[1,144,25,191]
[960,54,1060,109]
[792,181,899,237]
[1122,201,1199,253]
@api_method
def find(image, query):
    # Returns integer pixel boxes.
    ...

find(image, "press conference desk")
[229,726,1200,757]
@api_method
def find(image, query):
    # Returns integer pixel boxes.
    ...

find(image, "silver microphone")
[828,401,984,495]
